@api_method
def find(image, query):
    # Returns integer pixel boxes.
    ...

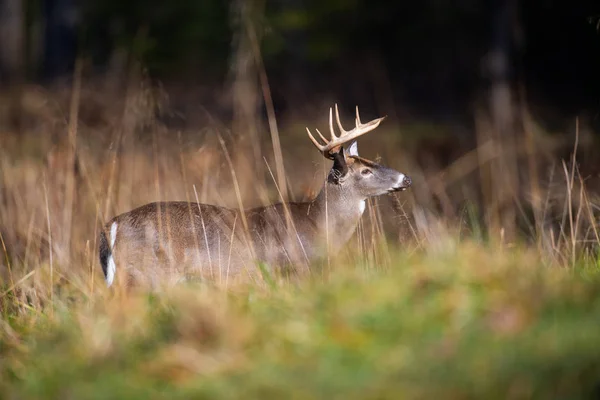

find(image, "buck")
[99,105,411,288]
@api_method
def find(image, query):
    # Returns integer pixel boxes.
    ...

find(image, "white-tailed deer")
[99,105,411,288]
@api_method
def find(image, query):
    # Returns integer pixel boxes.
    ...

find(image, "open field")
[2,80,600,399]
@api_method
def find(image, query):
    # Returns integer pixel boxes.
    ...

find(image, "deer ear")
[347,141,359,157]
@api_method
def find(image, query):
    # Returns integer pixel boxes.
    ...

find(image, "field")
[2,79,600,399]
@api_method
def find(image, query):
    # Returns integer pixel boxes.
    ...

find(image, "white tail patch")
[106,222,118,287]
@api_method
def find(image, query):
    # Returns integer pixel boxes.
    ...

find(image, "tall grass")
[1,71,600,398]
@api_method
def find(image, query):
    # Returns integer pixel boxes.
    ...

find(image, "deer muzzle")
[389,174,412,192]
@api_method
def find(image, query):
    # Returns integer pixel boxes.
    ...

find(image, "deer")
[98,105,412,289]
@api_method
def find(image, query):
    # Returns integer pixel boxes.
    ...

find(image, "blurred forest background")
[1,0,599,126]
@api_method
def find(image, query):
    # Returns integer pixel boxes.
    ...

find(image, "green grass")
[3,242,600,399]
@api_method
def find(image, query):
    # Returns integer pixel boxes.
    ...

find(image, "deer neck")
[311,181,366,254]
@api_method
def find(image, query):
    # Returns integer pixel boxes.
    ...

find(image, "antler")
[306,104,386,159]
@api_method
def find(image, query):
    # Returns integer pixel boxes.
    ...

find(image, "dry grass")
[0,76,422,295]
[1,75,600,398]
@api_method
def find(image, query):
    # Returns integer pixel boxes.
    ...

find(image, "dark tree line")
[0,0,599,128]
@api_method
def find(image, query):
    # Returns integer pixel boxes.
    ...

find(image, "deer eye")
[361,169,372,176]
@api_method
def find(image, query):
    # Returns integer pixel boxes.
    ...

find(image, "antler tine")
[306,127,324,149]
[328,106,338,140]
[355,105,362,126]
[334,103,348,136]
[315,128,329,144]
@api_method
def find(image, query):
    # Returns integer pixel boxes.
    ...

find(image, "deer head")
[307,104,412,201]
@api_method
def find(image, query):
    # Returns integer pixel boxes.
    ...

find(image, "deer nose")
[403,175,412,187]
